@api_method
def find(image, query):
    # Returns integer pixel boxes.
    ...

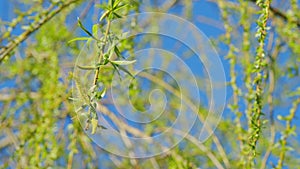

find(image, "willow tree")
[0,0,299,169]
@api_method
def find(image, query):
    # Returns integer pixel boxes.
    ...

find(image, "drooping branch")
[249,0,300,28]
[0,0,81,63]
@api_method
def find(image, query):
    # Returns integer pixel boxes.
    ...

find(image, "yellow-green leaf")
[91,118,98,134]
[110,60,136,65]
[68,37,91,44]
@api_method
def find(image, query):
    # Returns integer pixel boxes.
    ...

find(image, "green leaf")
[108,49,114,60]
[110,60,136,65]
[114,46,125,59]
[114,3,128,11]
[77,17,96,38]
[92,24,99,37]
[110,0,115,7]
[112,0,122,9]
[95,87,106,100]
[117,65,135,77]
[77,65,100,70]
[89,85,97,93]
[99,10,110,22]
[100,88,106,98]
[68,37,91,44]
[277,115,286,121]
[98,125,107,129]
[21,25,30,30]
[91,118,98,134]
[113,12,122,19]
[86,38,93,49]
[111,62,121,80]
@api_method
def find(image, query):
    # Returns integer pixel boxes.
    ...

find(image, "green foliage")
[0,0,300,169]
[71,0,137,135]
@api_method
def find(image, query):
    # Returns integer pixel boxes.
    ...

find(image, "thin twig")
[97,103,223,168]
[0,0,81,63]
[249,0,300,28]
[260,33,282,169]
[276,98,300,168]
[93,20,111,85]
[138,72,231,168]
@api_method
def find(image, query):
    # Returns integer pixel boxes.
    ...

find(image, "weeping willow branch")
[0,0,80,63]
[217,1,240,168]
[249,0,300,28]
[247,0,271,167]
[93,20,111,85]
[276,98,300,169]
[260,36,282,169]
[239,1,254,167]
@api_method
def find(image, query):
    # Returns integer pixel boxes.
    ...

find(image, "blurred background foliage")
[0,0,300,169]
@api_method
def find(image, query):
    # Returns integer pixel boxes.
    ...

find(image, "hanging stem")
[93,20,111,85]
[247,0,271,167]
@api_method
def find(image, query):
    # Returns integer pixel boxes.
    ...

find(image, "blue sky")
[1,1,300,168]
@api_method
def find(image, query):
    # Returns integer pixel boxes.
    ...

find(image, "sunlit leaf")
[95,87,106,100]
[99,10,110,22]
[114,3,128,11]
[68,37,91,44]
[77,65,100,70]
[91,118,98,134]
[110,60,136,65]
[92,24,99,37]
[77,17,96,39]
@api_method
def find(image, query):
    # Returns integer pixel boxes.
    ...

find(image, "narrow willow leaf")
[113,0,122,9]
[89,85,97,93]
[92,24,99,37]
[113,12,122,19]
[91,118,98,134]
[89,104,97,117]
[111,62,121,80]
[110,0,115,7]
[68,37,90,44]
[77,17,95,38]
[96,87,106,100]
[68,97,80,101]
[100,88,106,98]
[107,46,115,60]
[110,60,136,65]
[21,25,30,30]
[277,115,286,121]
[117,65,135,77]
[99,10,110,22]
[114,46,125,59]
[77,65,99,70]
[98,125,107,129]
[86,38,93,49]
[114,3,127,11]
